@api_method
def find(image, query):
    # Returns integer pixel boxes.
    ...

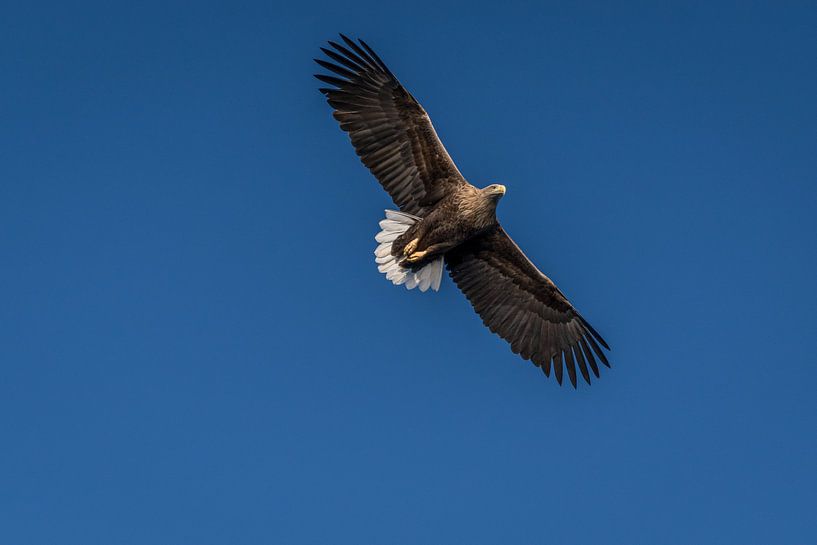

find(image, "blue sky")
[2,1,816,543]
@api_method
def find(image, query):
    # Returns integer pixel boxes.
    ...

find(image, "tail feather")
[373,210,443,293]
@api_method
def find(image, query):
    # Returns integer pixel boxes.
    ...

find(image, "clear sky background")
[2,2,816,543]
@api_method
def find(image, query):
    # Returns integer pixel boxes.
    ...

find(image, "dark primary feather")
[314,35,466,217]
[446,226,610,388]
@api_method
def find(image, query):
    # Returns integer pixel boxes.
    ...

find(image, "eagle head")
[482,184,507,202]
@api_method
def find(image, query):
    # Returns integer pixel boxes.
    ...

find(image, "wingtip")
[339,33,355,47]
[578,314,611,351]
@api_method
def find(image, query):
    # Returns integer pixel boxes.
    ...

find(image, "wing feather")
[316,36,467,216]
[574,344,591,385]
[553,352,564,386]
[580,337,600,378]
[446,226,611,386]
[564,348,577,389]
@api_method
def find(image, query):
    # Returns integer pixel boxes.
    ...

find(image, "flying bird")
[315,35,610,387]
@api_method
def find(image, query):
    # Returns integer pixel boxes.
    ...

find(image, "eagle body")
[315,35,612,387]
[392,185,501,268]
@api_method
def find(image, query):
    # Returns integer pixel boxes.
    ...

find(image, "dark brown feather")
[564,347,577,388]
[573,345,591,386]
[553,352,564,386]
[580,337,600,378]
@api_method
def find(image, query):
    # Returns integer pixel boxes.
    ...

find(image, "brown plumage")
[315,35,611,387]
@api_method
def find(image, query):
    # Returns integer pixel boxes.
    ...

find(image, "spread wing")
[315,35,467,217]
[445,226,611,387]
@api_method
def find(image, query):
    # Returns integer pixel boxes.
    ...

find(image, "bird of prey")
[315,35,610,387]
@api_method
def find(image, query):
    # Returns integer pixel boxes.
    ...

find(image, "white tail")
[374,210,443,292]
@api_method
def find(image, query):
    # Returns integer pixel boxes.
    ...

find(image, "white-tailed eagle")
[315,35,610,387]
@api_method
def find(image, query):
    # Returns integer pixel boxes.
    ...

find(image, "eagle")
[315,35,611,387]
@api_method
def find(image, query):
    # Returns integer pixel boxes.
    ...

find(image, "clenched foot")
[404,250,427,264]
[402,238,419,256]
